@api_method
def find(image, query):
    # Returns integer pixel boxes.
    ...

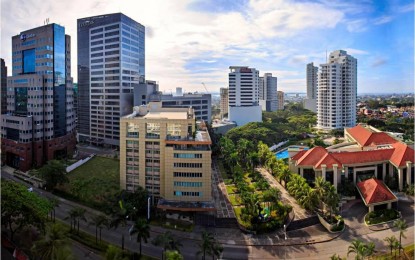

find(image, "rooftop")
[346,124,398,147]
[143,111,188,120]
[356,179,397,206]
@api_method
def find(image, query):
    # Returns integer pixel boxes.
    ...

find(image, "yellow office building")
[120,102,213,210]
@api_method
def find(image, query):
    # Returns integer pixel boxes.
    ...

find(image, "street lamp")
[283,224,288,260]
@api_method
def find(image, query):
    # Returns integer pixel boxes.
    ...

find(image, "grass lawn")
[57,156,120,207]
[229,194,242,206]
[226,185,238,194]
[372,244,414,260]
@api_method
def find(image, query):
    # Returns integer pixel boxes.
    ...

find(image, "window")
[23,49,35,73]
[167,123,181,137]
[174,153,202,159]
[173,163,202,168]
[146,123,160,139]
[174,182,202,187]
[173,172,202,178]
[127,122,139,137]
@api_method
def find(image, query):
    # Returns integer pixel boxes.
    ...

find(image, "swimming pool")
[275,146,309,159]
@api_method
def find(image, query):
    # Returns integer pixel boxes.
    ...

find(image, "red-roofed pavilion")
[356,178,398,212]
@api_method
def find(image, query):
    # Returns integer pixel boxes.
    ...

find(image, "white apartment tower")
[228,66,262,126]
[259,73,278,112]
[219,88,228,119]
[317,50,357,130]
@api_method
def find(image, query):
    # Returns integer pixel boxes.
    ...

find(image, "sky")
[1,0,414,94]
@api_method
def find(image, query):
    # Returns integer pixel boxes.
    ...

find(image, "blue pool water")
[275,146,309,159]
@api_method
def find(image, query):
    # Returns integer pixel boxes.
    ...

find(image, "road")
[2,170,414,259]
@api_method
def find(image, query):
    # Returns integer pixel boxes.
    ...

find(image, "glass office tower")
[77,13,145,147]
[1,24,76,171]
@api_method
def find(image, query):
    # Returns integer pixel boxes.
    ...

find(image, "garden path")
[212,159,236,218]
[257,167,313,220]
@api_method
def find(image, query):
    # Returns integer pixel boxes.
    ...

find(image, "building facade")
[277,91,284,110]
[219,87,228,119]
[1,24,76,171]
[77,13,145,147]
[259,73,278,112]
[1,58,7,114]
[317,50,357,130]
[228,66,262,126]
[134,83,212,122]
[303,62,318,112]
[120,102,212,207]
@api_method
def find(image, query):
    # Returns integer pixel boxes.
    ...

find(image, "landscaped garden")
[55,156,120,210]
[219,138,292,233]
[365,209,400,225]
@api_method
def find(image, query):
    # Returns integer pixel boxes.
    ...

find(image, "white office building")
[304,62,318,112]
[228,66,261,126]
[317,50,357,130]
[259,73,278,112]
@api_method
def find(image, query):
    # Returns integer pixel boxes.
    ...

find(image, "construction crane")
[201,82,209,94]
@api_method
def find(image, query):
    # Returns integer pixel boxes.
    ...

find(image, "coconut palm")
[325,185,340,217]
[313,177,329,206]
[209,240,223,260]
[110,208,128,250]
[152,231,182,260]
[330,254,344,260]
[65,208,78,231]
[278,166,292,188]
[130,218,150,258]
[31,223,73,260]
[393,219,408,256]
[49,197,60,223]
[298,187,316,210]
[74,207,87,234]
[361,242,375,259]
[384,236,398,256]
[347,239,365,260]
[89,214,110,244]
[197,231,214,260]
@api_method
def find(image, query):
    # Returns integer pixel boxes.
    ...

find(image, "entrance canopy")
[157,199,216,212]
[356,178,397,210]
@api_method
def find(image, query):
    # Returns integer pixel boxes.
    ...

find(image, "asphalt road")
[2,170,414,260]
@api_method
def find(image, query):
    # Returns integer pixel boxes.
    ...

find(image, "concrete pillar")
[398,168,403,191]
[321,165,326,181]
[374,167,378,179]
[353,169,357,184]
[333,164,338,190]
[389,163,393,178]
[387,203,391,209]
[406,162,412,186]
[300,168,304,178]
[369,205,374,212]
[382,163,386,181]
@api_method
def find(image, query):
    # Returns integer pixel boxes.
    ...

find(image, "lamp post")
[283,224,288,260]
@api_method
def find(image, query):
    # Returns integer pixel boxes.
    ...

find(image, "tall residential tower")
[259,73,278,112]
[1,24,76,171]
[228,66,261,126]
[304,62,318,112]
[219,87,228,118]
[317,50,357,130]
[77,13,145,147]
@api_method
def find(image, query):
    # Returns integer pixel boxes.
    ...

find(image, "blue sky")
[1,0,413,93]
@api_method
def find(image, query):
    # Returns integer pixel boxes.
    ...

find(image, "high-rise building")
[277,91,284,110]
[1,24,76,171]
[317,50,357,130]
[77,13,145,147]
[304,62,318,112]
[259,73,278,112]
[1,58,7,114]
[175,87,183,96]
[219,87,228,118]
[134,83,212,122]
[228,66,262,126]
[120,102,213,209]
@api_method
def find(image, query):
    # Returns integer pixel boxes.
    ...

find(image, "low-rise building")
[289,124,414,191]
[119,102,214,212]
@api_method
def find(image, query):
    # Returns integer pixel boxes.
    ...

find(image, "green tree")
[152,231,182,260]
[197,231,214,260]
[393,219,408,256]
[330,253,345,260]
[262,187,281,203]
[32,160,68,190]
[1,180,52,241]
[105,245,128,260]
[313,177,329,208]
[165,250,184,260]
[49,197,60,223]
[347,239,365,260]
[130,218,150,258]
[384,236,398,256]
[65,208,77,232]
[73,207,87,235]
[110,208,128,250]
[89,214,110,244]
[31,223,74,260]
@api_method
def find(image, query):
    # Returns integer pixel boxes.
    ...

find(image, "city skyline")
[1,0,413,94]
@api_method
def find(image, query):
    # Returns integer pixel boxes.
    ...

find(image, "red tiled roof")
[296,147,327,166]
[315,153,342,169]
[390,142,415,167]
[291,150,307,160]
[346,124,398,146]
[356,178,397,205]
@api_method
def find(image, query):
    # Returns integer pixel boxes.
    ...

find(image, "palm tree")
[89,214,110,245]
[279,166,292,188]
[197,231,214,260]
[130,218,150,258]
[330,254,344,260]
[152,231,182,260]
[325,185,339,217]
[49,197,60,223]
[65,208,78,231]
[347,239,365,260]
[209,240,223,260]
[384,236,398,256]
[393,219,408,256]
[361,242,375,259]
[313,177,329,208]
[110,208,128,250]
[74,207,87,235]
[31,223,73,260]
[298,187,316,211]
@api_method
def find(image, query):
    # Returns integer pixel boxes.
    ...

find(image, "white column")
[406,162,412,186]
[353,169,357,184]
[333,164,338,190]
[389,163,394,178]
[398,168,403,191]
[321,165,326,181]
[382,163,386,181]
[387,203,392,209]
[300,168,304,178]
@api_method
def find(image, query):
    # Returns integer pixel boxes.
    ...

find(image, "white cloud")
[373,15,394,25]
[343,48,369,55]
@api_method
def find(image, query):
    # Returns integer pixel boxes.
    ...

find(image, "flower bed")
[317,212,344,233]
[364,209,400,225]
